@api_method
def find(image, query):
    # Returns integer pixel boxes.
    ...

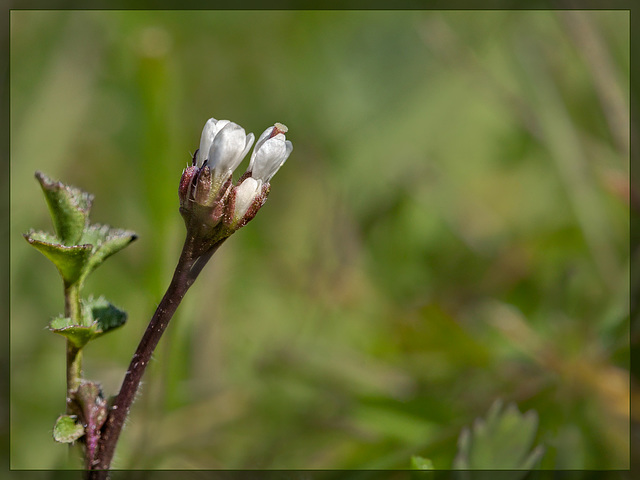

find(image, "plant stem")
[63,282,85,468]
[66,343,82,404]
[87,235,223,478]
[64,282,82,404]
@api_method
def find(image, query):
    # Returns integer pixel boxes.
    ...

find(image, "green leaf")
[84,296,127,334]
[410,456,434,470]
[49,316,74,330]
[23,230,92,285]
[27,173,137,286]
[49,297,127,348]
[52,415,84,443]
[24,224,137,287]
[35,171,93,246]
[79,224,137,283]
[453,399,544,474]
[48,316,96,349]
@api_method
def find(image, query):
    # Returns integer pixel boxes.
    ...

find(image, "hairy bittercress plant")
[24,118,292,478]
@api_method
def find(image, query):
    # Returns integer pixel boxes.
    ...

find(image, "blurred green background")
[10,10,630,470]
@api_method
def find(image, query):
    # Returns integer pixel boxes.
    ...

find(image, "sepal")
[179,165,198,209]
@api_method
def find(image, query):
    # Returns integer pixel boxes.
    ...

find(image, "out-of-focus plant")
[453,400,544,476]
[412,400,544,479]
[23,118,292,478]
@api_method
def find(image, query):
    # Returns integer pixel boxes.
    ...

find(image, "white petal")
[209,123,248,175]
[240,132,255,162]
[196,118,218,166]
[269,140,293,177]
[254,126,275,153]
[234,177,262,220]
[248,126,276,171]
[252,135,290,182]
[281,140,293,168]
[196,118,234,167]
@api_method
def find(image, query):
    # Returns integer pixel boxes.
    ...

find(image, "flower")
[248,123,293,183]
[233,177,262,221]
[196,118,254,185]
[195,118,226,167]
[226,123,292,227]
[180,118,292,238]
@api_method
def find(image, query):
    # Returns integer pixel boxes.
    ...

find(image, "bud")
[183,119,254,210]
[179,118,291,254]
[195,118,229,167]
[222,122,292,229]
[248,123,293,183]
[209,122,254,187]
[195,118,254,187]
[234,177,262,220]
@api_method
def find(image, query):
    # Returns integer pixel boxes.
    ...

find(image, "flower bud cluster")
[179,118,292,248]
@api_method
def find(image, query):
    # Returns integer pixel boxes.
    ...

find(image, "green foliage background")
[10,10,630,470]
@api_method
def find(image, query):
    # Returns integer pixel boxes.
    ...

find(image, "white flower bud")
[248,123,292,183]
[195,118,254,184]
[196,118,229,167]
[233,177,262,221]
[187,119,290,231]
[208,122,254,183]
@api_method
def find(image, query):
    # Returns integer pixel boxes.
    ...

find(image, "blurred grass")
[10,10,630,470]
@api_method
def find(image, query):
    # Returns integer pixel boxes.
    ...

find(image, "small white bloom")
[208,122,254,182]
[196,118,229,167]
[233,177,262,221]
[195,118,254,184]
[248,123,293,183]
